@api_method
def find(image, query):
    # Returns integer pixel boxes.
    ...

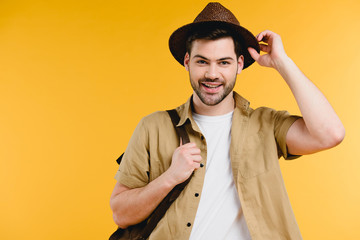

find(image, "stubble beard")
[190,76,237,106]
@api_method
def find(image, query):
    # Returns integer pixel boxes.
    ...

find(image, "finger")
[255,32,261,41]
[256,30,274,43]
[180,137,182,146]
[256,31,266,42]
[193,162,201,170]
[248,47,260,62]
[178,146,200,156]
[259,43,270,53]
[187,147,201,155]
[192,155,202,162]
[259,35,269,43]
[182,142,196,148]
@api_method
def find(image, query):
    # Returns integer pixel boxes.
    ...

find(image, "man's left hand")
[248,30,288,70]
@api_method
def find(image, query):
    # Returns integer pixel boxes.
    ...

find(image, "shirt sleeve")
[273,110,303,160]
[114,118,150,188]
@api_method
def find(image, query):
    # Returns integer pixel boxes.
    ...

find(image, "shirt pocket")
[236,131,277,179]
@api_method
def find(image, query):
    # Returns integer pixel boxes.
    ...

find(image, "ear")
[237,55,244,74]
[184,52,190,71]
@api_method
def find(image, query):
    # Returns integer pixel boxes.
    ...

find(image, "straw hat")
[169,2,260,69]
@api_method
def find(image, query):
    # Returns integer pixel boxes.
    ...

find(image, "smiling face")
[184,37,244,106]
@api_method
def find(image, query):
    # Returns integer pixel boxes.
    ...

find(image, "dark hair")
[185,24,243,59]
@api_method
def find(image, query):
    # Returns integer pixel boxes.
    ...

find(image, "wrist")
[160,170,178,189]
[274,55,296,77]
[273,54,292,71]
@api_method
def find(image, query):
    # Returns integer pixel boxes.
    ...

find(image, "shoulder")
[142,110,170,122]
[140,111,171,127]
[140,100,188,128]
[136,111,174,137]
[248,106,282,121]
[245,106,300,131]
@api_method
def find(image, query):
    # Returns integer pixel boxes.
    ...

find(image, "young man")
[110,2,345,239]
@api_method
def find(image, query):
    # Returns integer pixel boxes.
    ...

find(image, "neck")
[192,91,235,116]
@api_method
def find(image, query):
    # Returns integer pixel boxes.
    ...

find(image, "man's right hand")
[110,141,202,228]
[165,141,202,185]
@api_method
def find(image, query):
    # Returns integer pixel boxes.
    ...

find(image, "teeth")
[203,83,220,88]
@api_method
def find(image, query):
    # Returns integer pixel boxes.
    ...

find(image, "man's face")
[184,37,244,106]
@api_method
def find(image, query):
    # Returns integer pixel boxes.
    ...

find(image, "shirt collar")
[176,91,250,128]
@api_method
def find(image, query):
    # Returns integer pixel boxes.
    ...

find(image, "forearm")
[275,56,345,145]
[110,171,177,229]
[110,142,201,228]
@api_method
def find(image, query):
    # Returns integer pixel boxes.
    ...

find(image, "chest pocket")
[236,131,278,179]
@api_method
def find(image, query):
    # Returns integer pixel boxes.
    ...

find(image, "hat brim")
[169,21,260,69]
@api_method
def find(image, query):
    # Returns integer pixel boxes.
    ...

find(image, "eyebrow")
[193,54,235,61]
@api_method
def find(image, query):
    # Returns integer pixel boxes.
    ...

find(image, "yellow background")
[1,0,359,239]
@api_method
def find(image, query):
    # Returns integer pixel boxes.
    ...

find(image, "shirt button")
[195,193,199,197]
[200,163,204,168]
[187,222,191,227]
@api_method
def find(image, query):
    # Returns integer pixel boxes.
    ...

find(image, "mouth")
[200,82,223,93]
[202,83,222,88]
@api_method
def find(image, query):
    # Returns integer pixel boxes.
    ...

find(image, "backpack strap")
[166,109,190,144]
[138,109,192,239]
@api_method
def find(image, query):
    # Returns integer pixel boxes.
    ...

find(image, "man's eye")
[197,60,207,64]
[220,61,230,65]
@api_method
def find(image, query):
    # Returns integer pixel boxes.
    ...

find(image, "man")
[110,2,345,239]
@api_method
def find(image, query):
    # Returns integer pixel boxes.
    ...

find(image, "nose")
[204,64,219,80]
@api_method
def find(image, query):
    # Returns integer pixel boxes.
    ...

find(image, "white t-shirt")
[189,111,251,240]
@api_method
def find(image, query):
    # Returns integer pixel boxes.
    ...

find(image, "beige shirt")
[115,92,303,240]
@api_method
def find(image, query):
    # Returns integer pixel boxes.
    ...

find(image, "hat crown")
[193,2,240,25]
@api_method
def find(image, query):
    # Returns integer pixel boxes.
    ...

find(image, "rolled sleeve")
[274,111,303,160]
[114,118,150,188]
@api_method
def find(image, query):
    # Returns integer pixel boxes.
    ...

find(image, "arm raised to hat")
[248,30,345,155]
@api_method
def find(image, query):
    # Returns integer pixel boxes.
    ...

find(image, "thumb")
[248,47,260,62]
